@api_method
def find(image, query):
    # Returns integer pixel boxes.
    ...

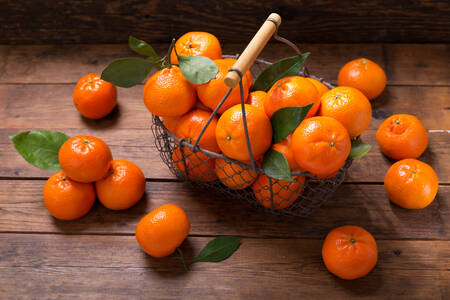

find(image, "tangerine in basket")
[252,175,305,210]
[136,204,190,258]
[73,73,117,119]
[272,134,300,171]
[319,86,372,138]
[163,116,182,134]
[322,225,378,280]
[292,116,351,178]
[196,58,252,114]
[143,65,196,117]
[215,158,257,189]
[384,159,438,209]
[59,135,113,183]
[175,109,220,153]
[170,32,222,65]
[216,104,272,161]
[247,90,268,112]
[306,77,329,97]
[338,58,386,100]
[265,76,320,118]
[43,171,95,220]
[95,160,146,210]
[376,114,428,160]
[172,148,217,182]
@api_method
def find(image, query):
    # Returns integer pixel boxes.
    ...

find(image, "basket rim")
[155,55,352,178]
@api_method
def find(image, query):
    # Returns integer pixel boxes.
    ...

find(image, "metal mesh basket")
[151,17,352,217]
[151,55,352,217]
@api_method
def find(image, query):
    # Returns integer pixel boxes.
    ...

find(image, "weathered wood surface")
[1,0,449,44]
[1,44,449,85]
[0,234,448,299]
[0,43,449,299]
[0,180,448,240]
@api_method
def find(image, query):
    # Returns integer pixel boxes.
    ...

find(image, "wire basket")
[151,14,352,217]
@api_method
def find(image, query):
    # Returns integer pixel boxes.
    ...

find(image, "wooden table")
[0,43,448,299]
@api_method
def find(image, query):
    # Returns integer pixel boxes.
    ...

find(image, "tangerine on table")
[322,225,378,280]
[136,204,190,258]
[175,109,220,153]
[265,76,320,118]
[338,58,386,100]
[292,116,351,178]
[272,134,300,171]
[215,158,257,189]
[58,135,113,183]
[376,114,428,160]
[73,73,117,119]
[319,86,372,138]
[252,175,305,210]
[305,77,329,97]
[196,58,252,114]
[384,159,438,209]
[216,104,272,162]
[43,171,95,220]
[95,160,146,210]
[247,90,268,112]
[170,32,222,65]
[143,65,196,117]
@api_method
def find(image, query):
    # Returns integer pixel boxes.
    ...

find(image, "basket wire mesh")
[150,29,352,217]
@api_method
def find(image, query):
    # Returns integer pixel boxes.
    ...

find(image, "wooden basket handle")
[224,13,281,88]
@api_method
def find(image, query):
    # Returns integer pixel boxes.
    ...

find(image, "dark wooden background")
[1,0,449,44]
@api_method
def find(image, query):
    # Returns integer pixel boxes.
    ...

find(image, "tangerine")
[73,73,117,119]
[216,104,272,161]
[322,225,378,280]
[143,65,196,117]
[376,114,428,160]
[338,58,386,100]
[170,32,222,65]
[384,159,438,209]
[292,116,351,178]
[43,171,95,220]
[95,160,146,210]
[59,135,113,183]
[136,204,190,258]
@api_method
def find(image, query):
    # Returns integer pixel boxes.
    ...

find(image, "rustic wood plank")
[0,234,448,299]
[1,0,449,44]
[0,180,447,239]
[0,44,448,85]
[1,84,448,181]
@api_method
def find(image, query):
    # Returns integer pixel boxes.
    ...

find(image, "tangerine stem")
[176,247,189,272]
[167,38,176,68]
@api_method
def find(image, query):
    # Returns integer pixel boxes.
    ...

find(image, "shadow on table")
[79,103,121,129]
[141,238,196,277]
[51,190,149,233]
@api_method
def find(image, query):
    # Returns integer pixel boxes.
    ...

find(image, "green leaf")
[253,53,310,92]
[349,140,372,159]
[9,130,70,171]
[271,104,313,143]
[128,36,159,59]
[190,236,241,264]
[262,149,293,182]
[101,57,156,88]
[175,46,218,84]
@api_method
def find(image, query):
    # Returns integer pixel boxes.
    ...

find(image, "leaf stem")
[166,38,176,68]
[176,247,189,272]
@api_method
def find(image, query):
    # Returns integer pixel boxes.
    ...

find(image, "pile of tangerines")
[36,31,439,279]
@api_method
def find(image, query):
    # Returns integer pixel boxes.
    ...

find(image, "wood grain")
[1,84,448,182]
[1,44,448,85]
[0,234,448,299]
[0,180,447,239]
[1,0,449,44]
